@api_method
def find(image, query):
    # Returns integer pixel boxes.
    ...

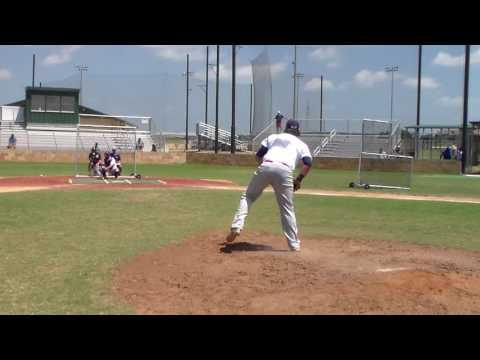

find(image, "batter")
[226,119,313,251]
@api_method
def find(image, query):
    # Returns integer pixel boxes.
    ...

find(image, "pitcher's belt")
[264,159,290,168]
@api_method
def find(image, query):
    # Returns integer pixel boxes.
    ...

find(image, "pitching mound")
[113,231,480,314]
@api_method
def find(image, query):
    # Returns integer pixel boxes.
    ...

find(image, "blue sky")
[1,45,479,133]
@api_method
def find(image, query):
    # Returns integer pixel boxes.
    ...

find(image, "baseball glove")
[294,174,304,192]
[293,179,301,192]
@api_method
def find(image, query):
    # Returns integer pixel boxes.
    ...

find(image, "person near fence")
[101,152,120,179]
[275,111,284,134]
[88,145,102,176]
[451,144,457,159]
[457,146,463,161]
[110,148,122,175]
[440,146,452,160]
[137,138,144,151]
[7,134,16,149]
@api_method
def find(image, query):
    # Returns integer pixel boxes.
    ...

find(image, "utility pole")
[462,45,471,174]
[385,65,399,122]
[205,46,209,124]
[215,45,220,154]
[185,54,191,151]
[76,65,88,106]
[296,73,304,119]
[306,99,310,119]
[320,75,323,132]
[416,45,422,159]
[231,45,236,154]
[32,54,36,87]
[293,45,297,119]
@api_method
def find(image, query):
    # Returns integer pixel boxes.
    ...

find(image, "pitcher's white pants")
[230,162,300,251]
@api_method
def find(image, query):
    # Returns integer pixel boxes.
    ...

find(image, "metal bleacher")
[315,134,363,158]
[0,125,154,152]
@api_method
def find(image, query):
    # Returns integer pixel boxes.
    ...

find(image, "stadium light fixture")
[75,65,88,106]
[385,65,399,122]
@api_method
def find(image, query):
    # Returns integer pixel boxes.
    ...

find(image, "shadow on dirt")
[219,242,288,253]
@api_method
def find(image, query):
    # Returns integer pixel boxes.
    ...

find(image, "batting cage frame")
[350,119,414,190]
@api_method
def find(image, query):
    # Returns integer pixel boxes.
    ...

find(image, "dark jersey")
[89,151,101,163]
[112,153,121,162]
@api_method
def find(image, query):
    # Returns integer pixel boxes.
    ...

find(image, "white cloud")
[142,45,204,62]
[42,45,83,66]
[354,69,387,87]
[193,61,287,84]
[403,76,440,89]
[308,47,341,69]
[436,96,463,107]
[0,68,12,80]
[304,77,334,92]
[433,51,464,67]
[309,47,338,62]
[432,49,480,67]
[270,62,288,76]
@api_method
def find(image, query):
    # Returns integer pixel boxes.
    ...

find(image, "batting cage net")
[361,119,393,154]
[357,152,413,190]
[354,119,413,190]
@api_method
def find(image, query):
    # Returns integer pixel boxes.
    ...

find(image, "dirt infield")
[112,230,480,314]
[0,176,236,193]
[1,176,480,205]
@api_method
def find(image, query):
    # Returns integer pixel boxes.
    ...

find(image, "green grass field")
[1,161,480,199]
[1,161,480,314]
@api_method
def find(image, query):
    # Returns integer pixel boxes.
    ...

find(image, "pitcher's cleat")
[226,229,240,243]
[289,245,300,252]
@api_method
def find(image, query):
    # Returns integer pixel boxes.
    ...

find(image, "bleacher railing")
[313,128,337,156]
[197,122,248,151]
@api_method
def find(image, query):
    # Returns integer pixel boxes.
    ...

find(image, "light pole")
[76,65,88,106]
[385,65,399,122]
[296,73,304,119]
[462,45,471,174]
[32,54,36,87]
[320,74,323,132]
[183,54,193,152]
[231,45,236,154]
[205,46,209,125]
[416,45,422,160]
[215,45,220,154]
[292,45,297,119]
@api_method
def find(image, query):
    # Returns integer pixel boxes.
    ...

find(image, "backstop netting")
[74,115,153,178]
[251,48,272,138]
[356,119,413,190]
